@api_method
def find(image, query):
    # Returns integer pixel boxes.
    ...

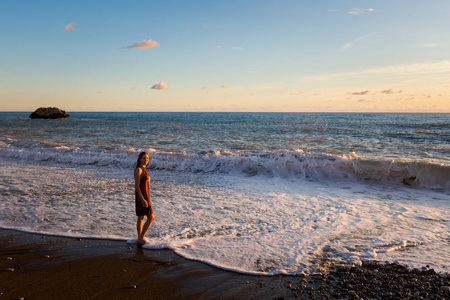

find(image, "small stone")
[130,285,137,289]
[5,268,15,271]
[384,291,393,297]
[246,281,250,284]
[440,285,450,292]
[348,290,357,297]
[44,255,50,258]
[77,238,82,241]
[6,257,13,260]
[123,269,127,272]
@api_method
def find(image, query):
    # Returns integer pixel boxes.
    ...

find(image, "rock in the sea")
[29,107,70,119]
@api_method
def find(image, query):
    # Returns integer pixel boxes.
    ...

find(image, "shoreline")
[1,229,449,299]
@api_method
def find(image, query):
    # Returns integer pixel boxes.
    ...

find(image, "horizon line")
[1,111,449,114]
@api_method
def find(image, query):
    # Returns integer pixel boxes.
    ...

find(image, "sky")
[1,0,450,112]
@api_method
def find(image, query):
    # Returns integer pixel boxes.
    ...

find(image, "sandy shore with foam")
[1,229,449,299]
[0,229,295,299]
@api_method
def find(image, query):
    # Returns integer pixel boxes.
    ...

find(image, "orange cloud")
[151,82,168,90]
[221,84,230,88]
[357,98,379,102]
[351,90,374,95]
[64,22,76,31]
[125,39,160,50]
[381,88,403,94]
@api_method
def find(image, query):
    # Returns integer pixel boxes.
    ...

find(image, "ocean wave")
[1,138,449,189]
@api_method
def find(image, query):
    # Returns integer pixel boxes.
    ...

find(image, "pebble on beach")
[289,261,450,299]
[125,285,137,289]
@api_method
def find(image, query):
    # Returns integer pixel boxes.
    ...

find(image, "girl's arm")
[147,175,152,206]
[134,168,148,207]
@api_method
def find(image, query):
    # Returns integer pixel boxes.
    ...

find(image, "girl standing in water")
[134,152,154,245]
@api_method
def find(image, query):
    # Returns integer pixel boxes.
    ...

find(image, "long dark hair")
[136,151,150,169]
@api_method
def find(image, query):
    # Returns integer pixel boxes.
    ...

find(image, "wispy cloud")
[381,88,403,94]
[151,82,168,90]
[416,43,437,48]
[397,96,417,102]
[290,91,306,96]
[64,22,76,31]
[304,60,450,81]
[348,8,374,15]
[351,90,375,96]
[342,32,375,51]
[357,98,380,102]
[349,89,404,96]
[364,61,450,75]
[201,86,208,90]
[221,84,230,88]
[125,39,160,50]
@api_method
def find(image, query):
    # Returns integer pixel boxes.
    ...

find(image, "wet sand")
[0,229,294,299]
[1,229,449,300]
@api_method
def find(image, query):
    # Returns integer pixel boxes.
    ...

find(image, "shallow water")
[0,112,449,274]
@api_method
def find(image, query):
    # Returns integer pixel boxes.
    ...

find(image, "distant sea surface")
[1,112,449,274]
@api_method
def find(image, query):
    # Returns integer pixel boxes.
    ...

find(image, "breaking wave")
[1,138,449,189]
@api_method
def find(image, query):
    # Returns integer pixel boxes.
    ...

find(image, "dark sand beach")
[1,229,449,300]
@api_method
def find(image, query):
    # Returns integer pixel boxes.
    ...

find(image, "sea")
[0,112,449,275]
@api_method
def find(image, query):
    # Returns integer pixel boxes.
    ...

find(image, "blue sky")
[1,0,449,112]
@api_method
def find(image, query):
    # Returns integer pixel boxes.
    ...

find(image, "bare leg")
[136,216,144,240]
[138,214,155,244]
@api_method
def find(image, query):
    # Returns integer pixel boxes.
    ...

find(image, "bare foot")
[137,238,146,245]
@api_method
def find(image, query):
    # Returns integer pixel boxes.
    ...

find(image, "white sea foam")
[1,159,448,275]
[0,138,448,189]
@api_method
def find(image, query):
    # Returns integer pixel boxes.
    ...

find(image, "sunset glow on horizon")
[1,1,449,112]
